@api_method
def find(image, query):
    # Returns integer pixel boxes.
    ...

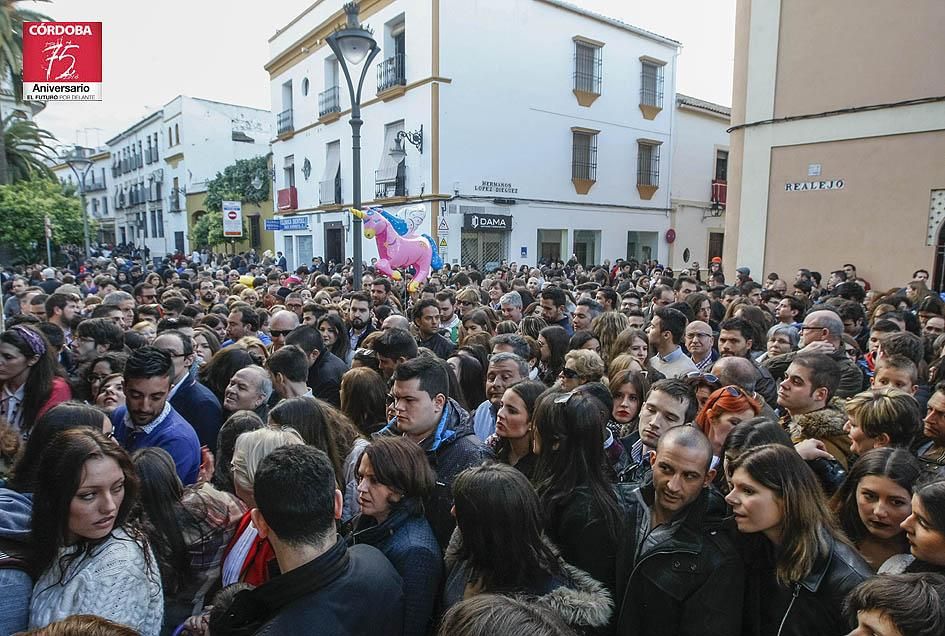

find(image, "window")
[102,197,108,214]
[640,60,664,107]
[302,77,309,96]
[571,129,598,181]
[156,209,165,238]
[637,141,661,187]
[715,149,729,182]
[168,127,173,147]
[573,40,602,95]
[249,215,261,248]
[174,124,180,146]
[284,155,296,188]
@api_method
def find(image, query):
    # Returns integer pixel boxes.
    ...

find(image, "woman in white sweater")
[27,428,163,635]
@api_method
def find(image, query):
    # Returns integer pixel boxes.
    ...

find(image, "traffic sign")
[438,216,449,232]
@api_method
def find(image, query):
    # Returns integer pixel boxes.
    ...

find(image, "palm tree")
[0,0,52,184]
[3,112,54,181]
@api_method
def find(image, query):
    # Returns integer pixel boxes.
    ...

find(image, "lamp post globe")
[326,2,380,290]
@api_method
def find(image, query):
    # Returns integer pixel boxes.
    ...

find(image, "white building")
[267,0,680,271]
[106,96,272,258]
[51,146,115,246]
[667,94,730,271]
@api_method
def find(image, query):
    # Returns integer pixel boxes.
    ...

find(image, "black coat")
[210,537,404,636]
[417,332,455,360]
[615,481,744,636]
[306,349,348,407]
[740,533,870,636]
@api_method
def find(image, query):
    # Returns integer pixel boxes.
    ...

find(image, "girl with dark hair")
[830,448,921,571]
[197,314,228,344]
[898,479,945,574]
[0,325,71,437]
[192,328,221,369]
[725,444,871,635]
[340,367,389,436]
[27,429,163,634]
[532,390,623,597]
[460,309,496,345]
[444,463,612,632]
[607,369,649,439]
[94,374,125,416]
[0,402,108,635]
[130,447,244,631]
[199,348,256,405]
[491,380,546,479]
[447,349,487,411]
[267,396,367,522]
[317,313,352,364]
[210,410,264,495]
[83,352,128,403]
[537,326,569,387]
[347,437,442,636]
[568,330,601,356]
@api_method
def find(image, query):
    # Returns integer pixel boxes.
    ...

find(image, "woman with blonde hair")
[558,349,605,392]
[725,444,871,635]
[234,336,269,365]
[591,312,630,365]
[221,428,304,586]
[455,288,481,319]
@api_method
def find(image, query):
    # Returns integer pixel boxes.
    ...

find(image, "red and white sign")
[22,22,102,101]
[222,201,243,238]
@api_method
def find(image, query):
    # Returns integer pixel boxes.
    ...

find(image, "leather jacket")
[741,533,870,636]
[614,480,744,636]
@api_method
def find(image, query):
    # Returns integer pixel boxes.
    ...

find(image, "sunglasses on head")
[685,371,720,384]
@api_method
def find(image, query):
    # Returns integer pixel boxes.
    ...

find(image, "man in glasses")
[763,309,866,399]
[153,330,222,452]
[683,320,717,372]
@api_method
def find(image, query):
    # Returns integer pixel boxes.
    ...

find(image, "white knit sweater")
[29,527,164,635]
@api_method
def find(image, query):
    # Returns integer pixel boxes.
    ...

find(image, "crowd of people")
[1,250,945,635]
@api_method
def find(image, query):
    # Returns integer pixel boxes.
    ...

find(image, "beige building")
[723,0,945,291]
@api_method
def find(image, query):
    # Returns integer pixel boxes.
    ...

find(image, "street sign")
[438,237,447,249]
[222,201,242,237]
[265,219,281,231]
[438,216,449,232]
[281,216,310,231]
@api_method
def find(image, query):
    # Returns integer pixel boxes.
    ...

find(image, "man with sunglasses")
[268,309,300,352]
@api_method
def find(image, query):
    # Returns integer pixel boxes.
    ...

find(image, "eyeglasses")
[685,332,713,340]
[158,349,188,359]
[270,329,293,338]
[559,368,580,379]
[286,303,303,309]
[798,325,826,332]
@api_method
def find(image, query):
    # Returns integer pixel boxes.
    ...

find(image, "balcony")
[711,179,727,208]
[319,174,343,206]
[277,108,294,136]
[375,166,407,200]
[376,54,406,98]
[318,86,341,118]
[277,186,298,211]
[86,180,106,193]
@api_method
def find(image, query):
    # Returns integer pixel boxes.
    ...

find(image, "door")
[174,231,185,253]
[934,220,945,292]
[708,232,724,261]
[325,223,344,265]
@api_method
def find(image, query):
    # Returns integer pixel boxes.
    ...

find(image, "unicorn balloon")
[350,206,442,292]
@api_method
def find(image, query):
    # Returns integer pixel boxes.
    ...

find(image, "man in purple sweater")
[110,346,201,484]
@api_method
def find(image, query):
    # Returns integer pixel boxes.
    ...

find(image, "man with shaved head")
[683,320,717,372]
[762,309,866,398]
[711,356,778,422]
[269,309,300,352]
[615,426,744,636]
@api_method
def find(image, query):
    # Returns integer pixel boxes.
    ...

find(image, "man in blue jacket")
[153,330,223,452]
[111,346,201,485]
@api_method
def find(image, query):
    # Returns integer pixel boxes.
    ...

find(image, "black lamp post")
[327,2,380,291]
[64,148,93,260]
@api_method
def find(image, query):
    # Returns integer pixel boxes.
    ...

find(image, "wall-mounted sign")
[474,180,519,194]
[281,216,310,231]
[222,201,242,237]
[264,219,281,231]
[464,212,511,231]
[785,179,844,192]
[808,164,822,177]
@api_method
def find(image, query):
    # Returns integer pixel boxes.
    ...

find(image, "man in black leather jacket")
[615,426,744,636]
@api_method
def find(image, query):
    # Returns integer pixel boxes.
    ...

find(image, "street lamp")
[327,1,380,290]
[64,148,93,261]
